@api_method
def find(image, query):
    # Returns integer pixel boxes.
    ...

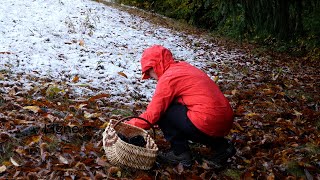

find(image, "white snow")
[0,0,244,105]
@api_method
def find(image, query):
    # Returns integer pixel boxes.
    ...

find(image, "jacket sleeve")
[126,77,175,129]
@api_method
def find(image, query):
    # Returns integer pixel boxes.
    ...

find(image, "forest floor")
[0,0,319,179]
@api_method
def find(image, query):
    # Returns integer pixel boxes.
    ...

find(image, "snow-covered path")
[0,0,243,105]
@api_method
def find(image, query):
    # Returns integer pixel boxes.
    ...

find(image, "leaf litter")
[0,0,320,179]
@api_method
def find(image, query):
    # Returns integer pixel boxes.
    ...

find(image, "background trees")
[117,0,319,59]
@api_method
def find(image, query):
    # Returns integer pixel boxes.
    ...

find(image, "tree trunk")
[278,0,289,40]
[295,0,303,35]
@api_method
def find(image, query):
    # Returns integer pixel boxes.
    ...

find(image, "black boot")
[158,150,193,167]
[203,141,236,168]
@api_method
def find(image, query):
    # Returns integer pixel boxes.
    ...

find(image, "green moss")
[222,169,242,179]
[0,139,19,164]
[46,85,64,100]
[111,109,133,117]
[287,161,305,178]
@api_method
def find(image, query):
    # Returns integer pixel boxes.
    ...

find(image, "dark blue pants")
[157,103,228,155]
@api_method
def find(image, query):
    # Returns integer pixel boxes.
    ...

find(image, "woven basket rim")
[114,132,159,151]
[105,119,158,151]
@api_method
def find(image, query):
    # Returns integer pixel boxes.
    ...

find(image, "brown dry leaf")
[267,173,275,180]
[108,166,120,174]
[72,75,80,83]
[235,105,245,116]
[40,143,48,159]
[15,146,25,154]
[173,163,184,175]
[88,93,110,102]
[0,133,10,143]
[0,52,13,54]
[79,40,85,46]
[243,170,254,180]
[12,119,35,124]
[234,122,244,131]
[290,143,299,147]
[263,88,274,95]
[23,106,41,113]
[100,122,109,129]
[118,72,128,78]
[135,173,153,180]
[95,157,108,166]
[8,88,16,96]
[25,135,42,146]
[200,172,207,179]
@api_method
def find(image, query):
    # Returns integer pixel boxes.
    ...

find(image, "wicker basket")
[102,117,158,170]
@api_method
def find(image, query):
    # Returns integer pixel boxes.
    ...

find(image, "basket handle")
[113,116,156,139]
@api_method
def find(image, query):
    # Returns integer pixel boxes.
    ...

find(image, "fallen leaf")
[23,106,41,113]
[173,163,184,175]
[25,135,42,146]
[0,52,13,54]
[200,172,207,179]
[72,75,80,83]
[84,111,101,119]
[0,165,6,173]
[118,72,128,78]
[263,88,274,95]
[108,166,120,174]
[245,112,258,118]
[79,40,85,46]
[293,110,302,116]
[88,93,110,102]
[96,51,104,56]
[116,171,121,178]
[15,147,25,154]
[234,122,244,131]
[10,157,20,167]
[95,157,108,166]
[201,162,211,170]
[213,76,219,83]
[290,143,299,147]
[231,89,237,95]
[100,122,110,129]
[58,155,69,164]
[0,133,10,143]
[77,103,87,109]
[267,173,275,180]
[12,120,35,124]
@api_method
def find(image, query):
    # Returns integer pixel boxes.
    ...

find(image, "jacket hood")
[140,45,176,80]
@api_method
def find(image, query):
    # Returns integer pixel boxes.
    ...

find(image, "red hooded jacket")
[127,45,233,137]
